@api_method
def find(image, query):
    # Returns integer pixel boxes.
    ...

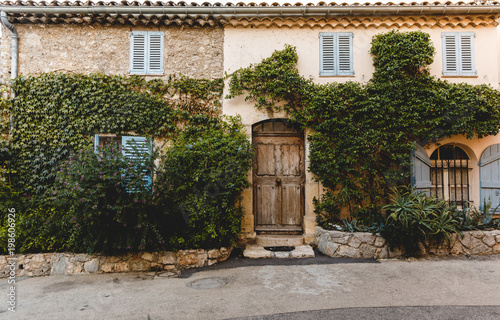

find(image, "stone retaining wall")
[316,227,500,259]
[0,247,231,278]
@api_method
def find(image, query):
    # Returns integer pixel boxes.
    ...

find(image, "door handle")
[276,178,282,185]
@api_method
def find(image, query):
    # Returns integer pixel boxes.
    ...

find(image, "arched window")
[430,145,469,207]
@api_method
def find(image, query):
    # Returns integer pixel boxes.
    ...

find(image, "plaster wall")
[224,24,500,240]
[0,24,224,81]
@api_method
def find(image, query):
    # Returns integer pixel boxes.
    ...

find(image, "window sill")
[441,75,478,78]
[319,75,356,78]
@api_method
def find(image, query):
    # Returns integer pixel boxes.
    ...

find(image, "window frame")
[442,32,477,77]
[319,32,354,76]
[129,31,165,75]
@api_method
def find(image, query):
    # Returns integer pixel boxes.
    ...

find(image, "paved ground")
[1,252,500,319]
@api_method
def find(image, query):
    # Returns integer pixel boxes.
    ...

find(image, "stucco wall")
[1,24,224,81]
[224,23,500,239]
[224,25,499,87]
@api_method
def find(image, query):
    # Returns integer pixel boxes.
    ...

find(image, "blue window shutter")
[147,32,164,75]
[459,32,476,76]
[94,134,99,154]
[130,31,147,74]
[442,32,476,76]
[337,33,354,76]
[320,33,336,75]
[320,32,353,76]
[122,136,152,190]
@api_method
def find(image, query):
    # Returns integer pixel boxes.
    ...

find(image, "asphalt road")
[1,253,500,319]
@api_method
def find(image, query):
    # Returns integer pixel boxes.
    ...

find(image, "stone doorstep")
[255,235,305,247]
[243,245,315,259]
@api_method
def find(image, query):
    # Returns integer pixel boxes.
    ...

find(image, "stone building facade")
[2,1,500,248]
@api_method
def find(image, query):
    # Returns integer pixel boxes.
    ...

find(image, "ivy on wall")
[1,73,223,195]
[228,31,500,222]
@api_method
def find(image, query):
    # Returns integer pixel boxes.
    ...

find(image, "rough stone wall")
[316,227,500,259]
[0,247,231,278]
[0,24,223,81]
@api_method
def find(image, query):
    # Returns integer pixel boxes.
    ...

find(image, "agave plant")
[382,188,461,257]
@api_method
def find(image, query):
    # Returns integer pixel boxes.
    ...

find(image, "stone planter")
[315,227,500,259]
[0,247,232,278]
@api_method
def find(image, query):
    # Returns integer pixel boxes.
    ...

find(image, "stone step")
[243,245,315,259]
[255,235,304,247]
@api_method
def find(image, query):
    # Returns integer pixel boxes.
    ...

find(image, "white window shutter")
[130,31,164,75]
[320,34,336,75]
[459,33,476,76]
[122,136,152,190]
[337,33,354,76]
[130,32,146,74]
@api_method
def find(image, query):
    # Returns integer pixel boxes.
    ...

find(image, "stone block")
[374,236,386,248]
[336,245,359,258]
[141,252,157,262]
[72,254,90,263]
[114,262,130,272]
[470,231,485,239]
[495,235,500,243]
[51,255,66,275]
[84,259,99,273]
[31,254,46,269]
[101,263,114,273]
[272,252,291,258]
[105,256,123,263]
[450,241,466,255]
[243,246,271,259]
[325,242,339,256]
[335,235,351,245]
[470,236,492,255]
[348,237,362,249]
[359,244,377,259]
[290,245,315,258]
[158,252,176,265]
[356,233,376,245]
[459,233,472,249]
[178,253,198,266]
[208,249,221,259]
[318,235,328,254]
[483,234,497,247]
[130,260,151,272]
[493,243,500,254]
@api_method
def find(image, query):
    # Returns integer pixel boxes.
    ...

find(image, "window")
[319,32,354,76]
[130,31,164,75]
[430,145,470,207]
[442,32,476,76]
[94,134,152,190]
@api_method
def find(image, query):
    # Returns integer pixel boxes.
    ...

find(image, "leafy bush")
[52,143,163,254]
[381,189,461,257]
[155,117,253,249]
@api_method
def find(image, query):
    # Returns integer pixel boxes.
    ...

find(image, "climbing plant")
[1,73,223,196]
[228,31,500,222]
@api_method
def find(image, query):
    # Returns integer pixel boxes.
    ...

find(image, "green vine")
[228,31,500,222]
[1,73,223,195]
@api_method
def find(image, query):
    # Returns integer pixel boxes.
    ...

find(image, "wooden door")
[253,119,305,233]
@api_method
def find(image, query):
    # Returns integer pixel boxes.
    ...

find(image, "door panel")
[256,144,276,176]
[253,128,305,232]
[256,184,279,225]
[281,184,302,225]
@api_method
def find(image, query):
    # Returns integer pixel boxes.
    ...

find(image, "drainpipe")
[0,11,18,80]
[0,11,17,131]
